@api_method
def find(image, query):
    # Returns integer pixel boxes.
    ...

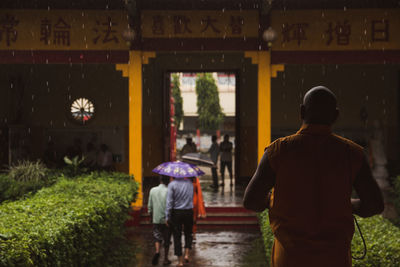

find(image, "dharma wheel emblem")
[70,98,95,124]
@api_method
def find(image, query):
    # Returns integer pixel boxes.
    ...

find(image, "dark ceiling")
[0,0,399,10]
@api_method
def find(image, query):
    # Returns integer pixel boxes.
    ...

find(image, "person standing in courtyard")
[219,134,233,186]
[148,175,172,266]
[166,177,194,267]
[208,135,220,189]
[180,137,197,158]
[243,86,384,267]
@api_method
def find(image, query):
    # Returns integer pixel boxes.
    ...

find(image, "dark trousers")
[220,161,233,183]
[211,166,218,186]
[170,209,194,256]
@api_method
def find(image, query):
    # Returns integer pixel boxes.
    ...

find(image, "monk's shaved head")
[301,86,338,125]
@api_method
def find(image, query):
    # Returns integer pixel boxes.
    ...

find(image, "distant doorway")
[165,71,237,182]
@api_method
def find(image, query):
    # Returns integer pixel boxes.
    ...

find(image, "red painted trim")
[138,38,263,51]
[0,50,129,64]
[271,50,400,64]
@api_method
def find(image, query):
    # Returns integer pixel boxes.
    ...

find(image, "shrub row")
[395,176,400,218]
[0,172,138,267]
[0,161,58,203]
[0,174,56,203]
[259,211,400,267]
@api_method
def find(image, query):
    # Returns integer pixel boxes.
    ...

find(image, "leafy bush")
[258,211,274,265]
[0,172,139,266]
[395,176,400,217]
[8,160,48,183]
[0,162,58,203]
[63,156,87,177]
[259,211,400,267]
[352,215,400,266]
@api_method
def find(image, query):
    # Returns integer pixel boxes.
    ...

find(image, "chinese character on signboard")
[230,16,244,35]
[325,20,351,45]
[173,15,192,34]
[371,19,389,42]
[201,16,220,33]
[92,17,119,44]
[40,18,52,45]
[53,18,71,46]
[152,15,165,35]
[282,23,309,46]
[0,14,19,46]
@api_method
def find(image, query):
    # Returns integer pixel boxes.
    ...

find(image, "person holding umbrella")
[153,161,205,267]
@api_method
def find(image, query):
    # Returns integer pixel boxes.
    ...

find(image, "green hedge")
[395,176,400,217]
[0,161,59,203]
[0,174,57,203]
[259,211,400,267]
[0,172,138,267]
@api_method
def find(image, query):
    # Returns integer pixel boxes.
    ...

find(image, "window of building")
[70,98,95,124]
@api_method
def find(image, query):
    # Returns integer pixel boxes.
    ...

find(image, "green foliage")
[395,176,400,217]
[351,215,400,266]
[0,172,139,266]
[0,162,58,203]
[259,210,400,267]
[171,73,184,129]
[195,73,224,130]
[258,211,274,266]
[63,156,87,177]
[8,160,48,183]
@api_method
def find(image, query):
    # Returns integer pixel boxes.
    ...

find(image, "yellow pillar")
[245,51,284,163]
[129,51,143,208]
[116,51,155,209]
[257,51,271,162]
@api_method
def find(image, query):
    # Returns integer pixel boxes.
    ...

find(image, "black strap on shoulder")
[352,215,367,260]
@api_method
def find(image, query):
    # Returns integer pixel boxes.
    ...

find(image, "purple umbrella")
[152,161,205,178]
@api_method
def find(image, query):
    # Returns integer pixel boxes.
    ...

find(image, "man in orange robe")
[243,86,384,267]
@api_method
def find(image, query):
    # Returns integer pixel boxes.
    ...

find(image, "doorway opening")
[166,71,242,206]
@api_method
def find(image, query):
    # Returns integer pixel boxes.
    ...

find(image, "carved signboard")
[271,9,400,51]
[141,10,259,38]
[0,10,129,50]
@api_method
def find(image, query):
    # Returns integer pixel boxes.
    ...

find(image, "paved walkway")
[130,228,268,267]
[131,170,268,267]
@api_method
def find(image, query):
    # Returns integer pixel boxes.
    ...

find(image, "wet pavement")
[129,228,268,267]
[131,170,268,267]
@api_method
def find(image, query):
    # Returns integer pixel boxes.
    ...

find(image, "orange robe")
[266,124,364,267]
[192,177,206,234]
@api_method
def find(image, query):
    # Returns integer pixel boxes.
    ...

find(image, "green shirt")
[148,184,168,224]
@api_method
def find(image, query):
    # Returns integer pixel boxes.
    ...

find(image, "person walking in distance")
[166,177,194,267]
[190,177,206,241]
[219,134,233,186]
[148,175,172,266]
[208,135,219,189]
[243,86,384,267]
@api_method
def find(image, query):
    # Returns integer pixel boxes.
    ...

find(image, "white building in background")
[176,72,236,132]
